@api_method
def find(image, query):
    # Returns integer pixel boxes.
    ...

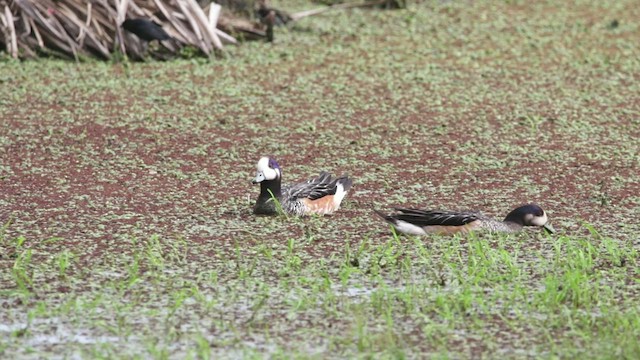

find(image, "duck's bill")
[252,172,265,184]
[543,223,555,234]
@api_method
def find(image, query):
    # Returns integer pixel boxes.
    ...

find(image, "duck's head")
[252,156,281,184]
[504,204,554,233]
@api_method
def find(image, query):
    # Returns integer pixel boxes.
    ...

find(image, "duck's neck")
[254,177,282,215]
[258,177,282,201]
[498,221,522,232]
[480,219,520,233]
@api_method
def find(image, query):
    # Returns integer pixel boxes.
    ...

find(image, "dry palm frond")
[0,0,243,60]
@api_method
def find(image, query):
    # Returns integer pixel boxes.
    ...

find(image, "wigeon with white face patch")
[375,204,554,235]
[252,156,353,216]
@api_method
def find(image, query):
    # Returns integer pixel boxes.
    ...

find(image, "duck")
[375,204,554,235]
[252,156,353,216]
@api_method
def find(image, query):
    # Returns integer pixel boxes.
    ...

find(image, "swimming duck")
[375,204,554,235]
[252,157,353,216]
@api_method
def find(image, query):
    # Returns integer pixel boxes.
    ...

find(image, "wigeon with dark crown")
[376,204,554,235]
[252,156,353,216]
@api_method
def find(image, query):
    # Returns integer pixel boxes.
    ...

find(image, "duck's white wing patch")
[332,182,348,209]
[392,220,428,235]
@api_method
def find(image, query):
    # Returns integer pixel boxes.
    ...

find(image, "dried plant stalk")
[3,0,241,59]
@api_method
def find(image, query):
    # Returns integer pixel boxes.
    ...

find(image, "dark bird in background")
[122,18,176,60]
[263,11,276,42]
[256,0,292,41]
[122,18,171,43]
[256,0,292,27]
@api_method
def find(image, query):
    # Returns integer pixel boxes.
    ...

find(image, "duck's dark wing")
[284,172,352,201]
[387,208,480,227]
